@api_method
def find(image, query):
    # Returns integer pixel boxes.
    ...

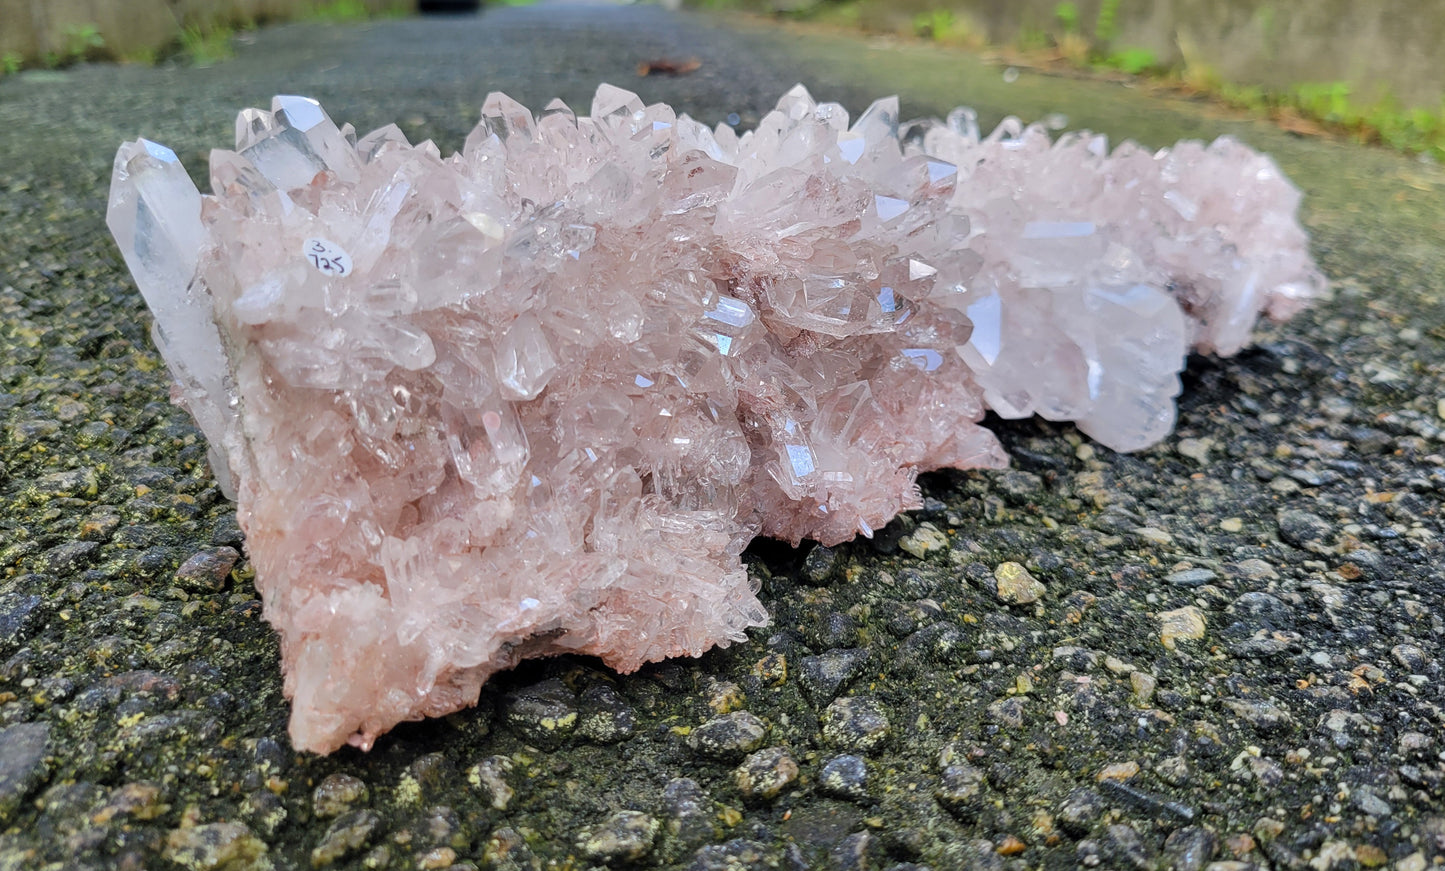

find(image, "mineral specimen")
[107,85,1324,754]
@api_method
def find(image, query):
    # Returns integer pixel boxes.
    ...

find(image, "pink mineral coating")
[106,85,1325,754]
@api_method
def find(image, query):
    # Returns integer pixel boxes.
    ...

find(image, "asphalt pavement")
[0,3,1443,870]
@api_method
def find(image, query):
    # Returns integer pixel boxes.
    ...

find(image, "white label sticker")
[302,237,352,277]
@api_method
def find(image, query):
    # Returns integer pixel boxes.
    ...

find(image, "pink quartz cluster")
[107,85,1324,753]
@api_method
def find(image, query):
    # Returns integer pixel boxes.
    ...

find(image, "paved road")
[0,4,1443,870]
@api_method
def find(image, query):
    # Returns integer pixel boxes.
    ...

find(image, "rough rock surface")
[107,83,1322,753]
[1,4,1443,869]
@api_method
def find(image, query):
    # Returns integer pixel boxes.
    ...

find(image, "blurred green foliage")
[179,24,236,66]
[61,24,106,62]
[1053,2,1079,34]
[301,0,413,20]
[0,1,411,76]
[1093,0,1119,42]
[1099,46,1158,75]
[912,9,969,42]
[684,0,1445,163]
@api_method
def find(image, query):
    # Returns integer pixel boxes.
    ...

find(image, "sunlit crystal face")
[107,83,1323,754]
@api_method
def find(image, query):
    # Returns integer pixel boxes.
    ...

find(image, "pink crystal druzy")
[107,85,1324,753]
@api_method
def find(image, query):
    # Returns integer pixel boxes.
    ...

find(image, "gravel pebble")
[1276,509,1333,550]
[935,763,986,820]
[578,683,637,743]
[689,711,768,760]
[1057,787,1106,836]
[580,810,661,864]
[0,593,46,653]
[0,722,49,821]
[798,648,867,703]
[818,754,869,801]
[1099,823,1154,869]
[688,838,776,871]
[1391,643,1431,673]
[1166,567,1216,588]
[502,679,578,747]
[734,747,799,800]
[991,561,1046,604]
[399,752,452,802]
[467,756,516,811]
[165,822,269,871]
[312,773,369,818]
[659,778,717,859]
[1222,698,1293,734]
[898,522,948,558]
[173,546,240,593]
[41,540,99,575]
[820,696,891,752]
[1159,606,1208,650]
[1162,826,1220,871]
[311,809,382,868]
[239,789,286,837]
[801,544,842,585]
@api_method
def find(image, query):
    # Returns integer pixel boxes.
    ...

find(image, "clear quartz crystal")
[108,84,1325,754]
[106,139,238,496]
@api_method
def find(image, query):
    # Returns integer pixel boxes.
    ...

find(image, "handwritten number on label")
[302,238,352,278]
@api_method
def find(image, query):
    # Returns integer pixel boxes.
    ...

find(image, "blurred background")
[695,0,1445,113]
[3,0,1441,160]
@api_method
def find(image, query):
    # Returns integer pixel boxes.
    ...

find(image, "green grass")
[1294,81,1355,124]
[1094,0,1120,42]
[678,0,1445,164]
[304,0,374,20]
[61,23,105,62]
[1056,2,1443,162]
[1212,74,1445,161]
[911,9,953,40]
[299,0,412,22]
[22,21,109,70]
[179,24,236,66]
[172,1,411,68]
[1286,84,1444,160]
[1097,46,1158,75]
[681,0,1445,163]
[1054,2,1079,35]
[909,7,979,45]
[0,1,413,76]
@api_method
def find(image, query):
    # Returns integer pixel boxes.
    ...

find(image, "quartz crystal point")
[107,140,238,496]
[108,87,1324,754]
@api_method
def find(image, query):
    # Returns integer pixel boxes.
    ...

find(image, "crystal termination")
[107,85,1324,754]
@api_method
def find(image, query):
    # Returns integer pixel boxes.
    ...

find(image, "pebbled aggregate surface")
[0,2,1442,869]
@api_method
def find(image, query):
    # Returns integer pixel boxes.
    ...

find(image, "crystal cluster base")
[107,85,1324,754]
